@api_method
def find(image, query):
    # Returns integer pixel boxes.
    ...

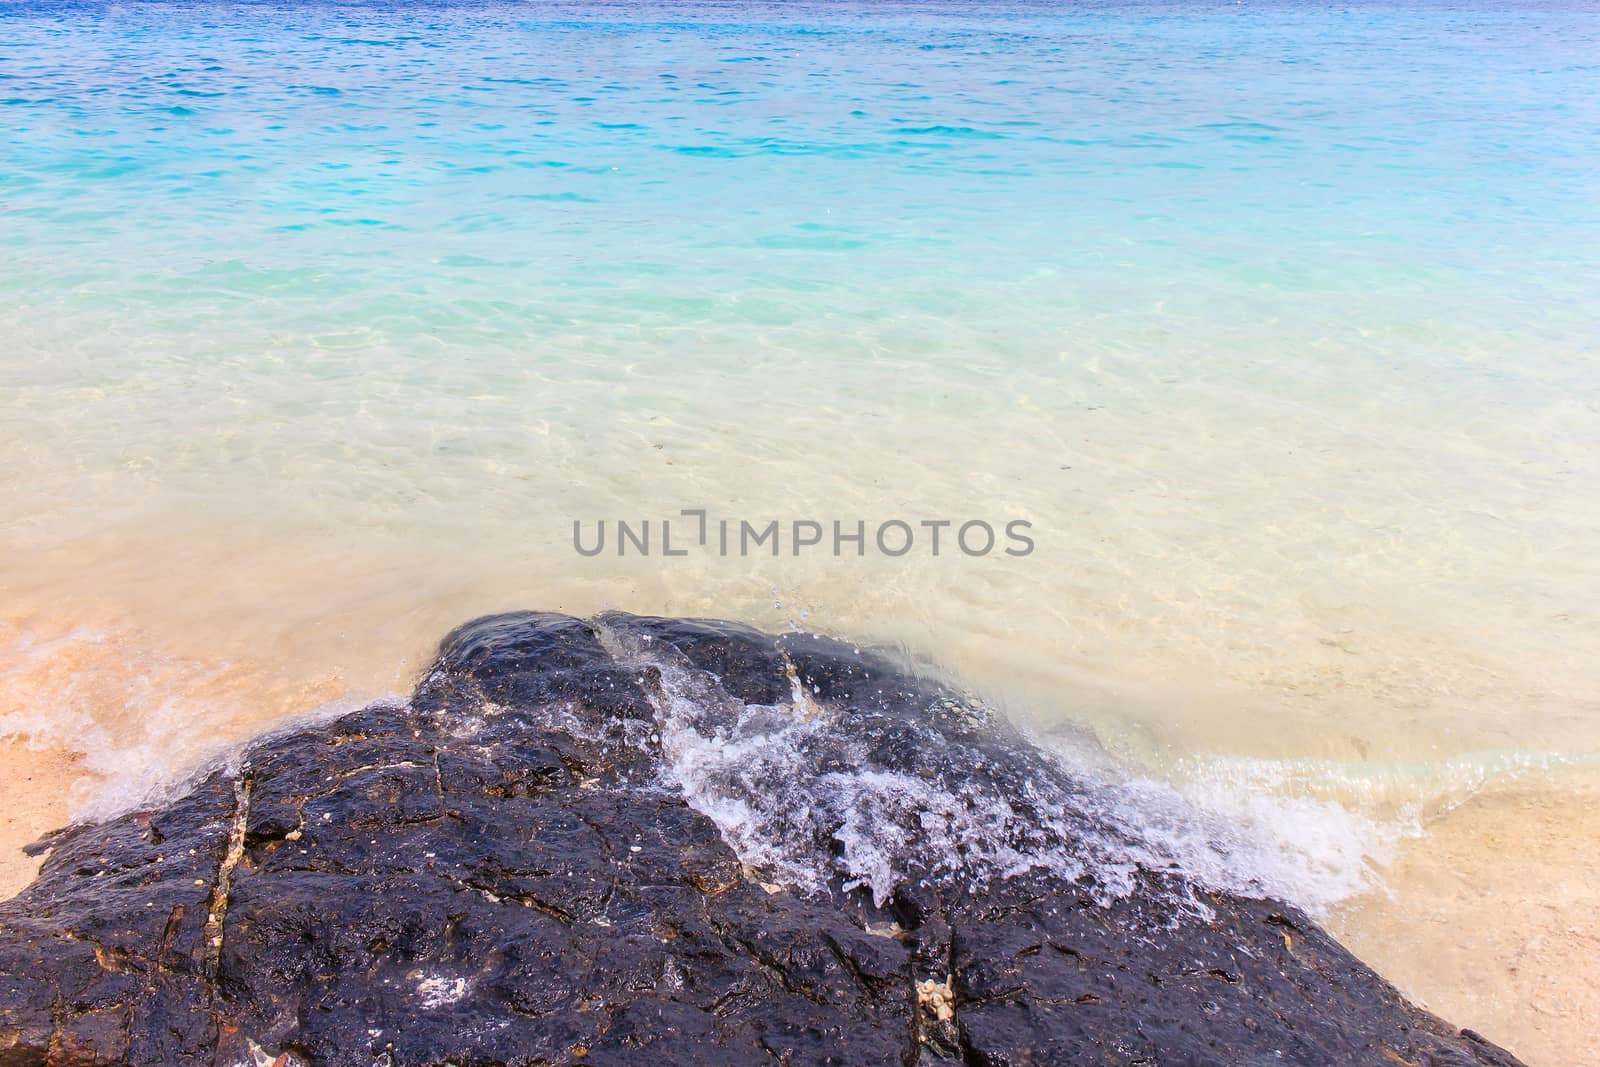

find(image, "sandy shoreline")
[0,738,73,898]
[1328,769,1600,1067]
[0,540,1590,1065]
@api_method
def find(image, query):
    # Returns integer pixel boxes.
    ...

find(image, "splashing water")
[597,620,1398,916]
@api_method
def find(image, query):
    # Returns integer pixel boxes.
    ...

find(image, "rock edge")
[0,611,1525,1067]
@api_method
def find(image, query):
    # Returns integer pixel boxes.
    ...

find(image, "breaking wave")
[596,622,1403,917]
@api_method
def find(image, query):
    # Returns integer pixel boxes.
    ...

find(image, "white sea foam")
[0,615,397,825]
[593,626,1411,916]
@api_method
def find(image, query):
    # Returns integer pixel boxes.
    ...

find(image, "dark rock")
[0,611,1525,1066]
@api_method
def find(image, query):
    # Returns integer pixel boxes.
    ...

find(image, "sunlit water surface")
[2,1,1598,1059]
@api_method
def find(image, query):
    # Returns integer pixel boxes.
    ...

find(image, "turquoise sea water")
[1,0,1599,948]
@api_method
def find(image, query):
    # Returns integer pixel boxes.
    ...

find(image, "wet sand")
[0,739,73,897]
[1329,770,1600,1067]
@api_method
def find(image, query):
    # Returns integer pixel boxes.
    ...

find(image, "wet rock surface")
[0,611,1524,1066]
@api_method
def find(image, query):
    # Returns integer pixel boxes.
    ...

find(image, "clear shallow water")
[1,0,1599,1052]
